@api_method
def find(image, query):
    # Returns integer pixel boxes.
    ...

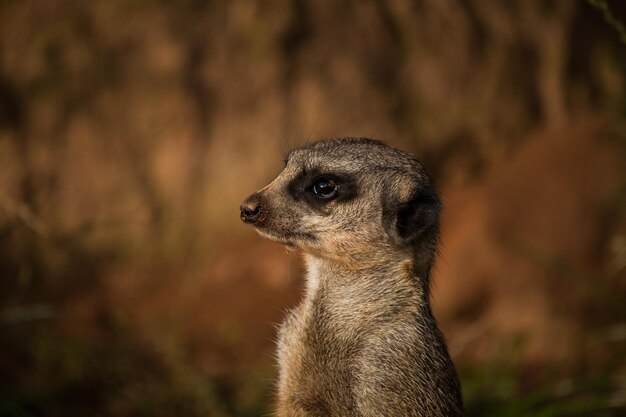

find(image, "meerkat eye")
[311,177,338,199]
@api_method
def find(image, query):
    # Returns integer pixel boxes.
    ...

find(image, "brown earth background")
[0,1,625,416]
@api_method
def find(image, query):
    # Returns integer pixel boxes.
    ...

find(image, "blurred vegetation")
[0,0,625,416]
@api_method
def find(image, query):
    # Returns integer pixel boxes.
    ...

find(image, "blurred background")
[0,0,625,416]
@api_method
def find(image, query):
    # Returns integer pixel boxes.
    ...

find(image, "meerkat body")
[241,139,463,416]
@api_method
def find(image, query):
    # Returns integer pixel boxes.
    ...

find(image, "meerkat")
[240,138,463,417]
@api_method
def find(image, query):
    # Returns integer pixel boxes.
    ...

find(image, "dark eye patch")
[287,168,357,211]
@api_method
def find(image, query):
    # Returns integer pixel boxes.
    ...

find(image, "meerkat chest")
[276,299,360,415]
[277,297,354,372]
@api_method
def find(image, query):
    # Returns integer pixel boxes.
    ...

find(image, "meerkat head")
[240,138,441,268]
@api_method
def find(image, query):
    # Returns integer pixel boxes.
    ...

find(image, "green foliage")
[460,339,626,417]
[0,323,233,417]
[587,0,626,45]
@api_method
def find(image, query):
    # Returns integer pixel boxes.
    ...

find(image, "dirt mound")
[434,119,626,363]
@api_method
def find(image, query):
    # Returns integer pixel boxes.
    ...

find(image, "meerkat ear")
[389,186,441,245]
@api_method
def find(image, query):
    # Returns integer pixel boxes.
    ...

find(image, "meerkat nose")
[240,196,263,224]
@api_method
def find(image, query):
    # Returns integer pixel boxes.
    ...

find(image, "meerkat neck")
[303,254,430,307]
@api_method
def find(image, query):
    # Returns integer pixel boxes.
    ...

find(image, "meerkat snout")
[240,138,463,416]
